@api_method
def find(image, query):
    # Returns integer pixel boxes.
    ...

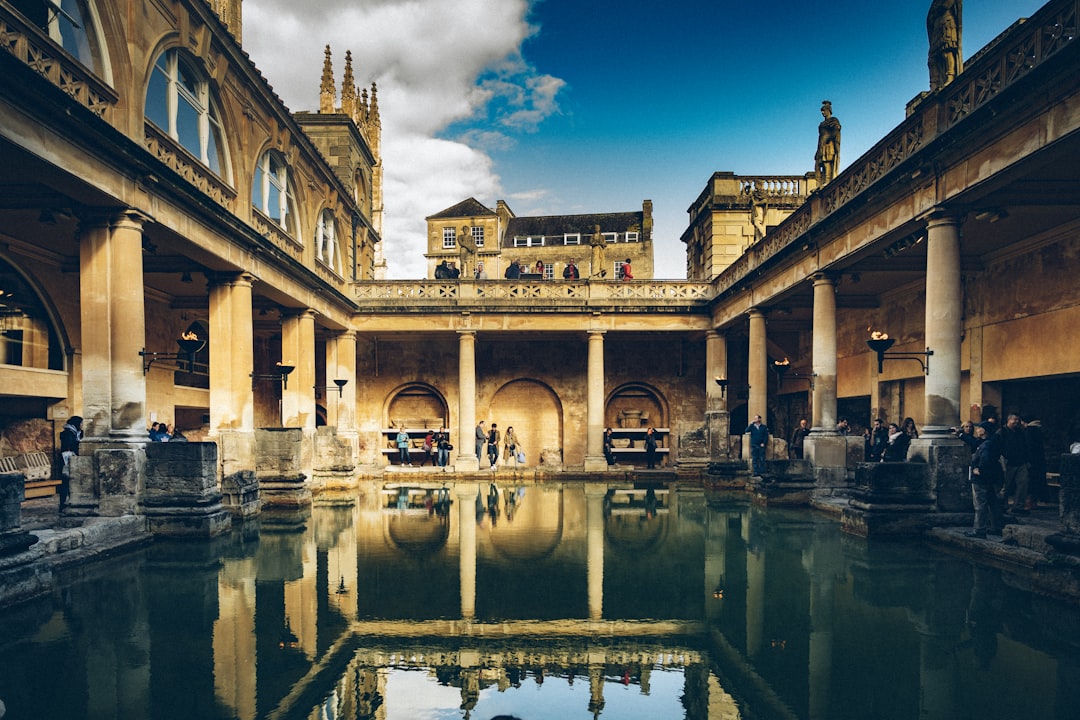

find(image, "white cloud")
[243,0,556,278]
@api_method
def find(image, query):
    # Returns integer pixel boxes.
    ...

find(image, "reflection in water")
[2,480,1080,720]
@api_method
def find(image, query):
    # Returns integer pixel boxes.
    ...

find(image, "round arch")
[605,382,669,429]
[488,379,562,466]
[383,382,448,430]
[0,252,70,371]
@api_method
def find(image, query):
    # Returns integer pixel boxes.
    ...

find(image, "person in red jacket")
[620,258,633,280]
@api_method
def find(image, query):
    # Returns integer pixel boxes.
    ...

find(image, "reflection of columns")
[584,330,607,471]
[745,525,764,659]
[456,331,480,471]
[585,485,607,620]
[281,309,316,430]
[79,211,147,440]
[811,274,837,433]
[213,571,257,720]
[208,273,255,435]
[706,330,728,412]
[747,309,767,423]
[924,213,962,435]
[456,483,478,618]
[808,551,836,720]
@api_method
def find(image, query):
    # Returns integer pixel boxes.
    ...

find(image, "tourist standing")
[881,422,911,462]
[603,427,616,466]
[744,415,769,476]
[966,426,1004,538]
[396,426,412,466]
[644,426,659,469]
[790,419,810,459]
[563,260,580,280]
[503,426,519,466]
[434,426,451,467]
[1001,414,1030,515]
[865,418,889,461]
[487,423,501,469]
[475,421,487,461]
[59,415,82,510]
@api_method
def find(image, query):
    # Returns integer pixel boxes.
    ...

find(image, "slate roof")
[504,212,644,245]
[426,197,496,220]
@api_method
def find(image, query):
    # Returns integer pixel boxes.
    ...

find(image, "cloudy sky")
[243,0,1046,279]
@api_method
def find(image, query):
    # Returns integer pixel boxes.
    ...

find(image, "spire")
[360,87,369,124]
[369,82,380,126]
[341,50,356,117]
[319,45,336,114]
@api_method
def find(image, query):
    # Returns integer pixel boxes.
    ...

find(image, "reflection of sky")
[385,666,694,719]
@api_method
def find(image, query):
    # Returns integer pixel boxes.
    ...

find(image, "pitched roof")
[504,211,643,240]
[426,197,496,220]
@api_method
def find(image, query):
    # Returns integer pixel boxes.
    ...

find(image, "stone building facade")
[426,198,654,280]
[1,0,1079,527]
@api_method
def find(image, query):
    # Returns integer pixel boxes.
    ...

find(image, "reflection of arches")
[488,380,562,464]
[386,514,449,557]
[606,382,668,428]
[384,383,448,428]
[489,487,563,561]
[605,515,670,551]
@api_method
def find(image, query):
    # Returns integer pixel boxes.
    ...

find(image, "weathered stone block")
[314,427,354,472]
[222,470,261,517]
[1,472,25,533]
[851,462,933,505]
[1060,453,1080,534]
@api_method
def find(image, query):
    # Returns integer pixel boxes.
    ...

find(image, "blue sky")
[245,0,1047,279]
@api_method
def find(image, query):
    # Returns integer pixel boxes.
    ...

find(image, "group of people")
[474,420,524,469]
[433,259,461,279]
[962,412,1048,538]
[395,426,453,467]
[148,421,186,442]
[862,416,919,462]
[602,426,660,469]
[436,257,635,281]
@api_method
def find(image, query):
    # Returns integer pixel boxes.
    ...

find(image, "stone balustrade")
[353,280,713,309]
[738,175,812,199]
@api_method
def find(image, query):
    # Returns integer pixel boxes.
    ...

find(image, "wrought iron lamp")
[773,358,816,389]
[140,331,206,373]
[314,378,349,398]
[251,362,295,390]
[866,333,933,374]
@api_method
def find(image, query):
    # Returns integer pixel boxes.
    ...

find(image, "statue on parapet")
[750,185,768,242]
[457,224,476,278]
[927,0,962,91]
[589,224,607,278]
[815,100,841,186]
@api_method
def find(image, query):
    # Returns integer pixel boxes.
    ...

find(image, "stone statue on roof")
[589,224,607,279]
[927,0,962,91]
[815,100,841,185]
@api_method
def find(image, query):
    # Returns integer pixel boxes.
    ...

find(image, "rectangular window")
[625,232,639,242]
[541,263,553,279]
[443,227,457,249]
[604,232,618,244]
[564,233,580,245]
[472,226,485,248]
[513,236,544,247]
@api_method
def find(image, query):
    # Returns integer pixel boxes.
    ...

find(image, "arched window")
[316,209,340,273]
[252,150,297,236]
[145,48,227,176]
[11,0,98,72]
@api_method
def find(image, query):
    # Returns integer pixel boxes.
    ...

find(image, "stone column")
[329,331,358,439]
[911,211,968,512]
[706,330,733,461]
[747,309,767,424]
[584,330,608,472]
[923,213,963,435]
[208,273,255,436]
[810,274,837,433]
[79,211,148,440]
[281,309,316,430]
[455,331,480,471]
[805,275,848,485]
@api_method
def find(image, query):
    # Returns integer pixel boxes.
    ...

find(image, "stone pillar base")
[841,462,948,537]
[584,455,610,473]
[909,437,970,512]
[142,442,232,538]
[706,410,732,461]
[454,455,481,472]
[256,428,310,508]
[222,470,260,517]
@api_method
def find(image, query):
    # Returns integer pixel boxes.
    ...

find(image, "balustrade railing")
[353,280,713,308]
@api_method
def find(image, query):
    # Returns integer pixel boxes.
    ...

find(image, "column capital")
[919,207,963,228]
[811,272,837,287]
[456,329,476,337]
[748,306,766,319]
[206,271,256,288]
[281,307,317,321]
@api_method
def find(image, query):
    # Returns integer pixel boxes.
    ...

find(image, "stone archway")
[488,379,562,466]
[605,382,668,429]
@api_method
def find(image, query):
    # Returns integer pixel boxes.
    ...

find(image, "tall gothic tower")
[210,0,243,42]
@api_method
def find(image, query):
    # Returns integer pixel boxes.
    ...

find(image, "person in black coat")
[881,422,910,462]
[966,426,1004,538]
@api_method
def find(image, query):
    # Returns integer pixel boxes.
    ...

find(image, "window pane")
[206,119,222,175]
[176,96,200,155]
[267,183,281,222]
[59,0,94,70]
[145,64,170,131]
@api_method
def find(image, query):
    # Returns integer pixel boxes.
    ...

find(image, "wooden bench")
[1,452,61,499]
